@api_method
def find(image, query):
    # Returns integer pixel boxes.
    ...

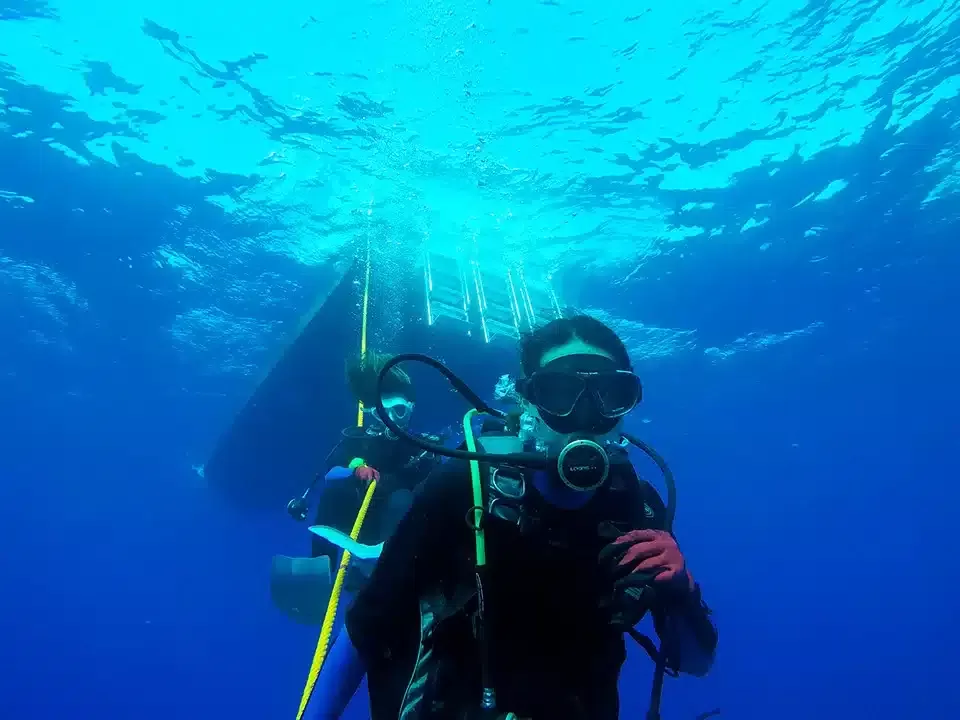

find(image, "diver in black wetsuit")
[303,315,718,720]
[270,351,441,625]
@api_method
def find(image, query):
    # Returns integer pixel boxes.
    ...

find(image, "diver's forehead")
[382,394,413,406]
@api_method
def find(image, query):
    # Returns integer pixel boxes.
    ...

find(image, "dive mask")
[515,354,641,435]
[364,396,414,436]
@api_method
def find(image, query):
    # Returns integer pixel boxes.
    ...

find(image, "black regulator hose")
[374,354,550,470]
[621,432,676,532]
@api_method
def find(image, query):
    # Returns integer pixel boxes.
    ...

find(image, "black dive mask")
[515,354,642,436]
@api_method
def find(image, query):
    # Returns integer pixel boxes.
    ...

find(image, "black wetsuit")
[311,427,440,560]
[346,456,703,720]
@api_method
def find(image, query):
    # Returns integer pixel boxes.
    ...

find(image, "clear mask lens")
[381,398,413,426]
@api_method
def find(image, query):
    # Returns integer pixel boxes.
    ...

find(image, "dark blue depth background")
[2,15,960,719]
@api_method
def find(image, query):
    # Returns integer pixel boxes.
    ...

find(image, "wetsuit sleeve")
[345,460,468,661]
[310,434,370,559]
[654,583,717,676]
[635,480,718,676]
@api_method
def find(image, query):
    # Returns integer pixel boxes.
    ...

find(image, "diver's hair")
[345,351,416,406]
[519,314,632,376]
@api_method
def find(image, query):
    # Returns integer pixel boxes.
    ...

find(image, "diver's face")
[367,394,414,437]
[517,339,640,442]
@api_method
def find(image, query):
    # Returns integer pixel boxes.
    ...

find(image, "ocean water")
[1,1,958,719]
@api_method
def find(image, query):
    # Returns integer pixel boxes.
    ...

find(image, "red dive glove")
[353,464,380,486]
[610,529,694,593]
[599,527,695,626]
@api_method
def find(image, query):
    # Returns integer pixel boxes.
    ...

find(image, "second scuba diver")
[304,315,718,719]
[270,351,442,625]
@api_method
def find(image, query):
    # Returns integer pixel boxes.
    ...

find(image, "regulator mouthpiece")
[556,438,609,491]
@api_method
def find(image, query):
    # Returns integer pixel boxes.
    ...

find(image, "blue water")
[2,2,959,719]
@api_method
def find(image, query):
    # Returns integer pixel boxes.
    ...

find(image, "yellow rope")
[296,241,376,719]
[295,480,377,720]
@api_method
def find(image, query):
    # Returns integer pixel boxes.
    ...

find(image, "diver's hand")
[354,464,380,487]
[599,526,694,625]
[602,529,694,593]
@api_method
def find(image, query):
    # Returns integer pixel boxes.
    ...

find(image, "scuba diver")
[303,315,718,719]
[270,351,442,625]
